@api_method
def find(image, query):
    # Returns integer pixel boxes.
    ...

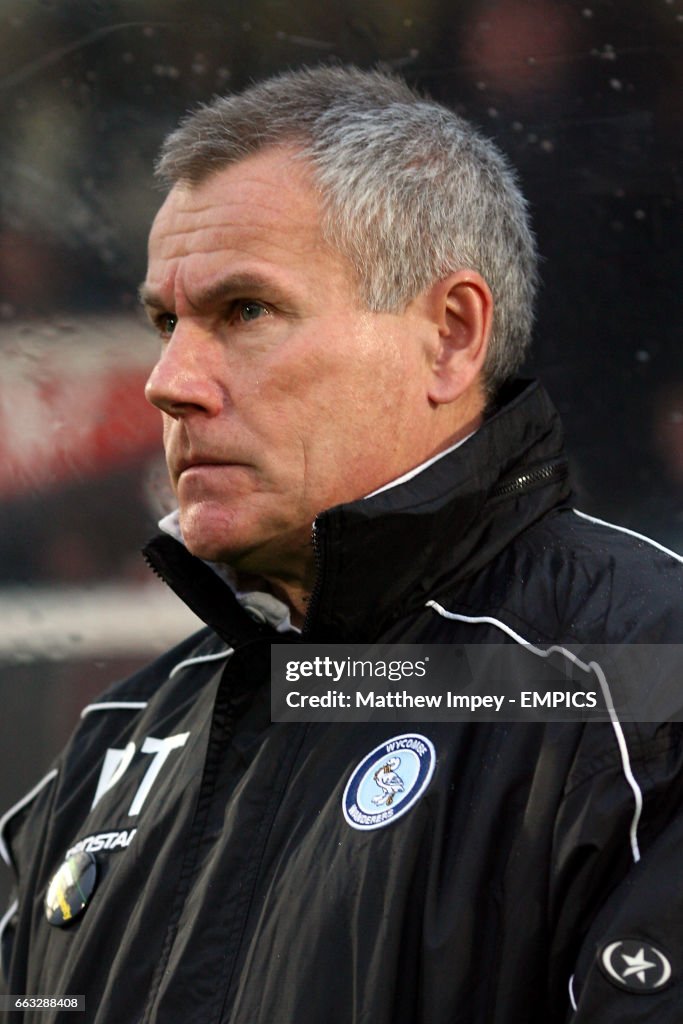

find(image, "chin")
[182,529,251,567]
[177,501,310,580]
[178,506,249,565]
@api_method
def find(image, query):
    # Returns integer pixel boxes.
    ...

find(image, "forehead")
[146,147,351,297]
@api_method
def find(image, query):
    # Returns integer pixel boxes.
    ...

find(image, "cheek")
[250,354,333,429]
[240,319,420,450]
[161,416,173,447]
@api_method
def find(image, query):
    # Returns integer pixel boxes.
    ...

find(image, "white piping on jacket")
[80,701,148,719]
[168,649,233,679]
[425,601,643,864]
[568,973,578,1012]
[573,509,683,564]
[0,768,59,867]
[80,650,234,715]
[0,897,19,949]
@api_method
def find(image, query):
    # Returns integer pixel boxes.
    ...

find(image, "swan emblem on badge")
[343,733,436,831]
[372,757,405,806]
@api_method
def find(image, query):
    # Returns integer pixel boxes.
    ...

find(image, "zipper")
[142,534,270,647]
[489,458,568,500]
[301,518,325,637]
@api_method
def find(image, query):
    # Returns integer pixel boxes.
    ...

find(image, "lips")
[173,455,251,485]
[176,456,226,474]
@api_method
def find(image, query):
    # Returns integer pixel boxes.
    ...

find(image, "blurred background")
[0,0,681,915]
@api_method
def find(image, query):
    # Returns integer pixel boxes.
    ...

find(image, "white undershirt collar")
[363,431,476,498]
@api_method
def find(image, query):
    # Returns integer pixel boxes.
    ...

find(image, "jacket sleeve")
[0,767,59,988]
[553,722,683,1021]
[566,816,683,1019]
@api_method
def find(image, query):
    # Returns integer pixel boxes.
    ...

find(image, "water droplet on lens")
[598,43,617,60]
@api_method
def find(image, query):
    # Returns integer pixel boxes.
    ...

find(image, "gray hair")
[156,65,538,390]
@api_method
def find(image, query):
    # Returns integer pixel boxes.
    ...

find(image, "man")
[2,66,682,1023]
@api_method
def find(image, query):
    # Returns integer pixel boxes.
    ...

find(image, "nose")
[145,323,223,418]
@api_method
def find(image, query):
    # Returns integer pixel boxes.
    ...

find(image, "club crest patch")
[599,938,673,993]
[342,733,436,831]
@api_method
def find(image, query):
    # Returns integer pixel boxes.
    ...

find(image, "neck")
[266,579,310,629]
[245,419,485,629]
[232,561,314,630]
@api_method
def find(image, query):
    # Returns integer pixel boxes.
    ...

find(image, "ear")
[425,271,493,405]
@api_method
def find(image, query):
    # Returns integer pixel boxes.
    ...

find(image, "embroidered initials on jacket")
[91,732,190,815]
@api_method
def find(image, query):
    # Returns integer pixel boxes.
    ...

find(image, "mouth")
[179,458,230,471]
[175,456,248,480]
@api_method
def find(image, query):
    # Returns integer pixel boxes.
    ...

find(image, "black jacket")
[2,379,683,1023]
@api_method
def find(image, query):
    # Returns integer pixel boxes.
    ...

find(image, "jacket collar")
[144,380,570,645]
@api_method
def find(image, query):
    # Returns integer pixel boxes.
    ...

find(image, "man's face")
[143,148,438,583]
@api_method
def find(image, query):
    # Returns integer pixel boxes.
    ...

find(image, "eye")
[156,313,178,338]
[237,301,269,323]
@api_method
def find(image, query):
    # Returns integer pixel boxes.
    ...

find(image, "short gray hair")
[156,65,538,391]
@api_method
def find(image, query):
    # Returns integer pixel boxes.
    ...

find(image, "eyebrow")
[137,284,164,311]
[138,273,291,313]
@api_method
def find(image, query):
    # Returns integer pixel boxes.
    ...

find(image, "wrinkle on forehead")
[153,146,320,229]
[148,152,334,267]
[153,195,315,242]
[150,223,319,266]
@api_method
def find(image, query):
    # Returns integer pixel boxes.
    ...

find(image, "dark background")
[0,0,681,924]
